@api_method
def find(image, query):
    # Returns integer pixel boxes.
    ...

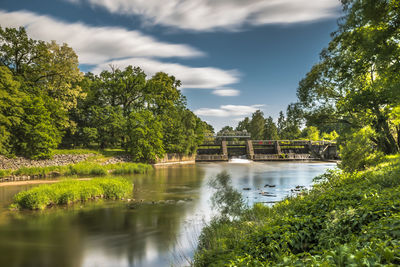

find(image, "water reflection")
[0,162,335,267]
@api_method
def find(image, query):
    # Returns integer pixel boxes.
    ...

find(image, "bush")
[339,127,384,172]
[12,178,132,210]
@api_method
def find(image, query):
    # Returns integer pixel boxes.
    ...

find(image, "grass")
[11,178,133,210]
[0,169,12,178]
[4,162,152,178]
[194,154,400,266]
[51,148,126,157]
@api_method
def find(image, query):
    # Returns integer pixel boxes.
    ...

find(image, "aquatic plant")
[12,178,132,210]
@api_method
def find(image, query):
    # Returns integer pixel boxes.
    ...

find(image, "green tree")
[297,0,400,154]
[0,66,24,155]
[249,110,265,140]
[126,110,164,162]
[302,126,320,141]
[12,96,61,159]
[264,116,279,140]
[236,117,250,132]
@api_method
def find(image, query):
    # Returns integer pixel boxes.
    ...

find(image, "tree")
[264,116,279,140]
[302,126,320,141]
[12,96,61,159]
[126,110,164,162]
[249,110,265,140]
[236,117,250,132]
[0,66,24,155]
[297,0,400,154]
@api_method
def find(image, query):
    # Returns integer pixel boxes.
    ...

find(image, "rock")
[243,187,251,190]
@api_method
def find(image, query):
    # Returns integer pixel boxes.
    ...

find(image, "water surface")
[0,161,335,267]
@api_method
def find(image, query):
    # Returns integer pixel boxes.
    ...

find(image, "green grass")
[12,178,133,210]
[52,148,126,157]
[5,162,152,178]
[109,163,153,175]
[0,169,12,178]
[51,148,102,155]
[194,154,400,266]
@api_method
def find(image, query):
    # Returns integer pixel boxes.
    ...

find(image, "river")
[0,161,335,267]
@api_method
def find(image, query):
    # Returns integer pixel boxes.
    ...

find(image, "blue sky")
[0,0,341,131]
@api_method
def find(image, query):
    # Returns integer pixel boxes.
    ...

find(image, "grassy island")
[194,155,400,266]
[11,178,132,210]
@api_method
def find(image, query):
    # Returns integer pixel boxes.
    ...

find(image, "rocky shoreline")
[0,154,96,170]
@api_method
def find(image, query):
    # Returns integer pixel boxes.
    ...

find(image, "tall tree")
[264,116,279,140]
[249,110,265,140]
[297,0,400,154]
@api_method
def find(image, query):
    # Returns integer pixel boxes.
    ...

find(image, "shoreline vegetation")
[0,161,153,180]
[0,148,152,180]
[193,155,400,266]
[10,178,132,210]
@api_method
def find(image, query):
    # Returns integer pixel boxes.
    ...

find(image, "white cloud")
[0,10,241,89]
[194,104,264,117]
[212,89,240,96]
[0,10,203,65]
[92,57,239,89]
[79,0,340,31]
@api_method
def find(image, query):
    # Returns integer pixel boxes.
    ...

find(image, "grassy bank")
[194,155,400,266]
[1,162,153,178]
[11,178,132,210]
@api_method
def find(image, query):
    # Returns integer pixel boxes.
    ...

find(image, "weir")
[196,138,338,162]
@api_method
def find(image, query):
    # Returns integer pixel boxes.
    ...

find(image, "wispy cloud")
[194,104,264,117]
[93,58,240,89]
[212,89,240,96]
[0,10,239,89]
[0,9,203,65]
[72,0,340,31]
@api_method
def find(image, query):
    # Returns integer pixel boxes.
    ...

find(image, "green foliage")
[0,66,24,155]
[12,178,132,210]
[0,27,207,162]
[264,116,279,140]
[302,126,320,141]
[6,162,152,178]
[12,96,62,159]
[194,155,400,266]
[127,110,164,163]
[250,110,266,140]
[108,162,153,175]
[339,127,384,172]
[297,0,400,154]
[322,130,339,141]
[0,169,11,178]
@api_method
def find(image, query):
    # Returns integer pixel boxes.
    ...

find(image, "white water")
[229,157,252,164]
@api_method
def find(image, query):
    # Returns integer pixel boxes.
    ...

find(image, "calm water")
[0,161,335,267]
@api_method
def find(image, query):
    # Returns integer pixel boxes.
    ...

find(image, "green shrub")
[12,178,132,210]
[0,169,11,178]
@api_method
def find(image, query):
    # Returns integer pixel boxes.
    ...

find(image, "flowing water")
[0,161,335,267]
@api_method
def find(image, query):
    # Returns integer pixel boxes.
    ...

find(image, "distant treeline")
[0,27,212,161]
[219,107,338,142]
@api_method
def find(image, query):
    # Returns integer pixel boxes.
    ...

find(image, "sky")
[0,0,342,131]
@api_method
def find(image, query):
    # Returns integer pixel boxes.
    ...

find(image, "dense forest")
[0,27,212,161]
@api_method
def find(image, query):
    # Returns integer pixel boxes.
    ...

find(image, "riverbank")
[194,154,400,266]
[0,151,198,182]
